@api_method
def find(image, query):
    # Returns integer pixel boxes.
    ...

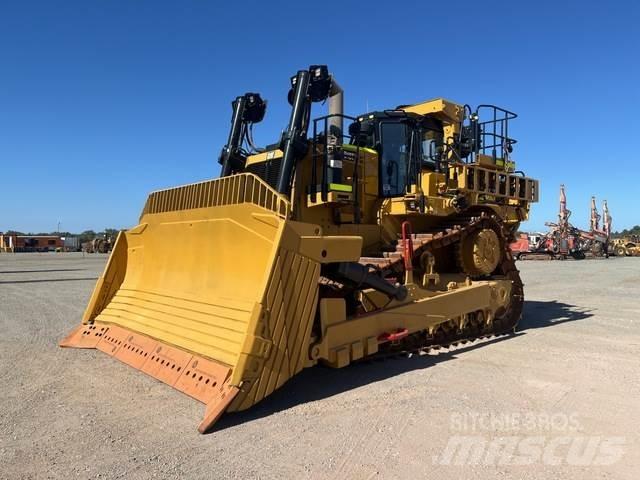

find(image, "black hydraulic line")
[328,262,408,301]
[276,65,333,196]
[219,94,247,177]
[219,93,266,177]
[276,69,311,195]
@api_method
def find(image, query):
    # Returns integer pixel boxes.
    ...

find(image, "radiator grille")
[245,158,282,190]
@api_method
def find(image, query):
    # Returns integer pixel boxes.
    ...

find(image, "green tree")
[613,225,640,237]
[78,230,97,244]
[102,228,120,241]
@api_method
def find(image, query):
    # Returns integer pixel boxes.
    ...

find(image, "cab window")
[421,130,439,170]
[379,122,409,197]
[421,125,448,169]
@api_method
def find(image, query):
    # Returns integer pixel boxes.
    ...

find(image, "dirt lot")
[1,253,638,479]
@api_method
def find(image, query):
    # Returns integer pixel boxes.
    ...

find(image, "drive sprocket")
[458,227,502,276]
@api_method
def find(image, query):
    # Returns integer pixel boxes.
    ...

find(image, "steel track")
[358,212,524,358]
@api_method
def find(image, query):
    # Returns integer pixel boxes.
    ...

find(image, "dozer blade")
[60,174,353,432]
[60,322,239,432]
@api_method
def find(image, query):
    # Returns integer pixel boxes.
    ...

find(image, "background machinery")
[602,200,612,249]
[541,184,582,258]
[611,235,640,257]
[584,196,610,257]
[82,237,113,254]
[509,232,555,260]
[60,65,539,432]
[529,185,610,260]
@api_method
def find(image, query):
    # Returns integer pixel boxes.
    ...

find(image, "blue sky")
[1,0,638,233]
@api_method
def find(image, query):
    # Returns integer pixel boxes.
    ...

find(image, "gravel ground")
[0,252,638,479]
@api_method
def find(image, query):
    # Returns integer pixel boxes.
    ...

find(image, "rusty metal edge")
[59,321,236,433]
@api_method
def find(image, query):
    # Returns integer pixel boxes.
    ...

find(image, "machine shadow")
[0,277,98,284]
[0,268,86,274]
[519,300,594,330]
[212,299,593,432]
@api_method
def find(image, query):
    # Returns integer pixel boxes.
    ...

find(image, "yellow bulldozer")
[61,65,538,432]
[611,236,640,256]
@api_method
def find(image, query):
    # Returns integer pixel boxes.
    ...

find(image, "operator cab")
[349,111,445,197]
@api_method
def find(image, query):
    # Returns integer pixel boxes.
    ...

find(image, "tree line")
[613,225,640,237]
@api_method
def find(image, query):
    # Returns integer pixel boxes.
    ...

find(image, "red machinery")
[583,196,610,257]
[510,232,555,260]
[542,184,585,259]
[511,185,611,260]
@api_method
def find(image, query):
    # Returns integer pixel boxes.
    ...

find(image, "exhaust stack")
[328,79,344,137]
